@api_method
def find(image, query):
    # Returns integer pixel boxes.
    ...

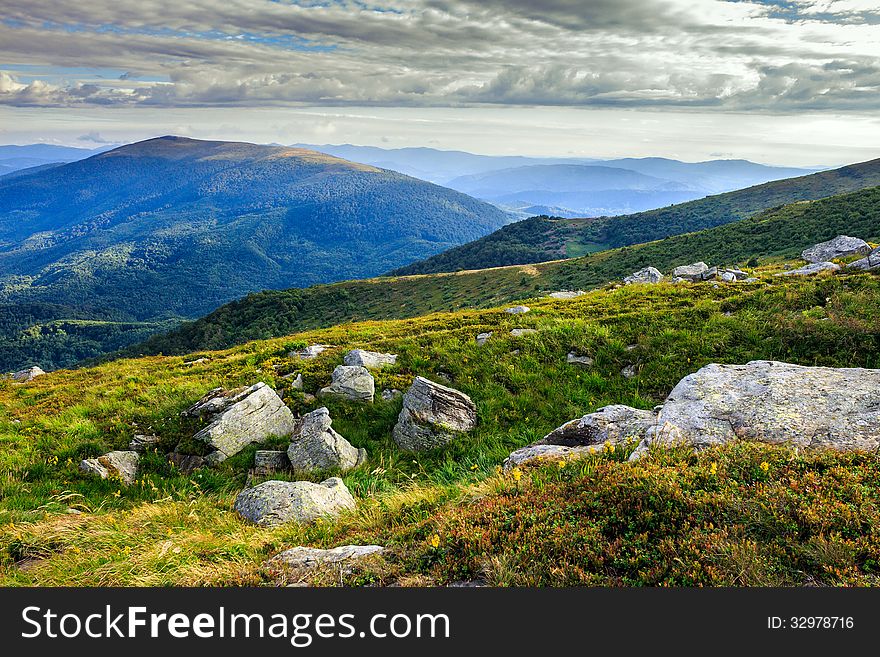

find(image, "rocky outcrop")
[624,267,663,285]
[848,246,880,271]
[12,366,45,382]
[318,365,375,402]
[777,262,840,277]
[287,407,366,472]
[392,377,477,451]
[184,383,298,463]
[79,451,139,485]
[343,349,398,369]
[566,352,593,368]
[802,235,871,263]
[646,360,880,453]
[265,545,384,572]
[290,344,331,360]
[129,434,160,452]
[475,332,492,346]
[505,305,530,314]
[672,262,710,282]
[234,477,355,527]
[548,290,586,299]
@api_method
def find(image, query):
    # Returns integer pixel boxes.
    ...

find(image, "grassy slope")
[2,267,880,586]
[392,157,880,275]
[135,184,880,356]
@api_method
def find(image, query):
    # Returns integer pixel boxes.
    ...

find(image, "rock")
[802,235,871,263]
[167,451,207,473]
[381,388,402,401]
[566,352,594,368]
[234,477,355,527]
[503,444,602,471]
[290,344,331,360]
[185,383,298,462]
[510,328,537,337]
[723,268,749,280]
[504,305,530,314]
[548,290,586,299]
[11,366,45,382]
[671,262,709,281]
[289,373,304,390]
[538,405,657,447]
[776,262,840,277]
[720,271,737,283]
[475,332,493,346]
[129,434,161,452]
[79,451,139,485]
[649,360,880,452]
[621,365,637,378]
[624,267,664,285]
[392,377,477,451]
[318,365,375,402]
[183,357,209,366]
[702,266,719,281]
[265,545,384,572]
[287,407,366,472]
[343,349,398,369]
[744,277,760,283]
[847,246,880,271]
[254,450,290,474]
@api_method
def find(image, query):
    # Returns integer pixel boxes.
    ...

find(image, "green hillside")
[393,157,880,275]
[135,184,880,356]
[0,136,511,371]
[3,264,879,586]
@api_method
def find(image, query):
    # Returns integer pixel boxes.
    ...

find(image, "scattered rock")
[504,305,530,314]
[475,332,493,346]
[548,290,586,299]
[624,267,663,285]
[744,277,760,283]
[318,365,375,402]
[288,373,304,390]
[802,235,871,263]
[290,344,331,360]
[265,545,384,572]
[287,407,366,472]
[392,377,477,451]
[79,451,139,485]
[848,246,880,271]
[538,405,657,447]
[503,444,602,471]
[723,268,749,280]
[671,262,709,282]
[510,328,538,337]
[129,434,161,452]
[343,349,398,369]
[720,271,737,283]
[621,365,637,378]
[776,262,840,277]
[184,383,298,463]
[183,357,209,366]
[234,477,355,527]
[648,360,880,452]
[381,388,402,401]
[11,366,45,383]
[167,451,207,473]
[254,450,290,474]
[566,352,594,368]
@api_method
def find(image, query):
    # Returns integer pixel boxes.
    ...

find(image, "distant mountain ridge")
[393,156,880,275]
[0,143,112,177]
[0,136,511,370]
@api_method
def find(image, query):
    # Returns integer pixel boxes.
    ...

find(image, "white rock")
[79,451,140,485]
[234,478,356,527]
[624,267,664,285]
[548,290,587,299]
[343,349,398,369]
[566,353,594,368]
[475,332,493,346]
[504,305,531,314]
[290,345,331,359]
[11,366,45,382]
[802,235,871,263]
[776,262,840,277]
[287,407,366,472]
[266,545,384,572]
[510,328,538,337]
[392,377,477,452]
[318,365,375,402]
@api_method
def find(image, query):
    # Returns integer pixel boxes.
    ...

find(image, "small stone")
[566,352,593,368]
[510,328,538,337]
[79,450,139,485]
[623,267,664,285]
[621,365,637,378]
[475,332,493,346]
[129,434,161,452]
[776,262,840,277]
[290,345,331,360]
[265,545,384,572]
[548,290,586,299]
[847,246,880,271]
[504,305,530,314]
[234,478,356,527]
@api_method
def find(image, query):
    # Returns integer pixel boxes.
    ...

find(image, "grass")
[1,266,879,585]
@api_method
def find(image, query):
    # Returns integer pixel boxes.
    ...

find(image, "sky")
[1,0,879,166]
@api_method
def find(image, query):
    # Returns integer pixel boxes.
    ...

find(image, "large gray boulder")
[848,246,880,271]
[649,361,880,452]
[624,267,663,285]
[318,365,375,402]
[79,450,140,485]
[343,349,398,369]
[776,262,840,277]
[12,366,45,382]
[538,405,657,447]
[185,383,298,463]
[234,477,355,527]
[392,377,477,451]
[265,545,384,572]
[802,235,871,263]
[287,407,366,472]
[672,262,709,281]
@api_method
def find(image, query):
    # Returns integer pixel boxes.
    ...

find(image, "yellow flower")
[557,460,566,469]
[428,534,441,549]
[470,464,479,471]
[113,490,121,498]
[709,462,718,475]
[760,461,770,472]
[604,440,612,451]
[511,468,522,483]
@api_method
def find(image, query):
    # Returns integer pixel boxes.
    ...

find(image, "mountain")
[0,143,111,176]
[134,183,880,357]
[0,136,511,371]
[394,157,880,275]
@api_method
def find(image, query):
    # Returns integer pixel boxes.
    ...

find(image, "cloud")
[77,131,114,144]
[0,0,877,112]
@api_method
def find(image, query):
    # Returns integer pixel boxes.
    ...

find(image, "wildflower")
[113,490,121,498]
[760,461,770,472]
[470,464,479,471]
[557,460,566,469]
[511,468,522,483]
[604,440,612,451]
[428,534,441,549]
[709,462,718,475]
